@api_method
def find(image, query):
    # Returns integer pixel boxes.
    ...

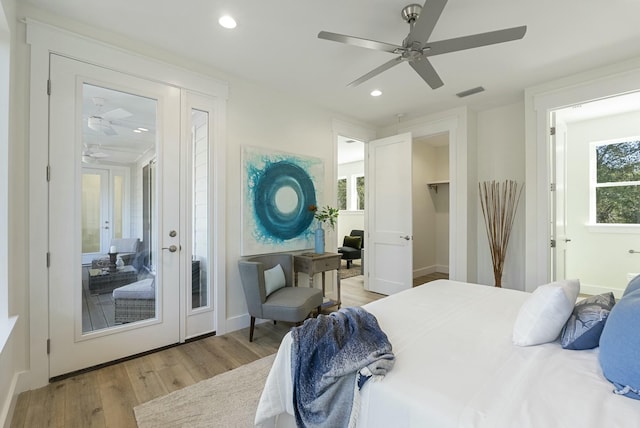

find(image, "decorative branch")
[478,180,523,287]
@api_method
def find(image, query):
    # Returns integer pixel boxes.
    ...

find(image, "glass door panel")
[80,84,158,334]
[48,54,181,378]
[184,94,216,339]
[191,108,209,309]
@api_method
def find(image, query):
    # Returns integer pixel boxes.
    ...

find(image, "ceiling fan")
[82,143,109,163]
[318,0,527,89]
[86,97,133,136]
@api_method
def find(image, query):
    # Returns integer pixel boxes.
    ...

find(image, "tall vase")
[314,223,325,254]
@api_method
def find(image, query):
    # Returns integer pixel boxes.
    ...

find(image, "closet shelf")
[427,180,449,193]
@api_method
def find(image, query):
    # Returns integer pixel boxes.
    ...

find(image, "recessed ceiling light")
[218,15,237,29]
[371,89,382,97]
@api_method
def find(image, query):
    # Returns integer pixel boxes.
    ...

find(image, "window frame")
[589,137,640,232]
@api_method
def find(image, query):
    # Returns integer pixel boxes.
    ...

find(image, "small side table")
[294,252,341,311]
[88,265,138,294]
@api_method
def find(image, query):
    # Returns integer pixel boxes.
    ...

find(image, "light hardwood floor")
[10,273,446,427]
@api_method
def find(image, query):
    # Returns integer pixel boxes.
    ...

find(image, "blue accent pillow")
[623,274,640,297]
[599,288,640,399]
[560,292,615,350]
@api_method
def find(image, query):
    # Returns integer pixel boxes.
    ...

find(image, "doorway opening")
[413,132,450,286]
[337,136,365,282]
[551,91,640,297]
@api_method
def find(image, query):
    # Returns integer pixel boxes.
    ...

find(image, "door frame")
[525,57,640,292]
[26,20,228,387]
[333,107,472,287]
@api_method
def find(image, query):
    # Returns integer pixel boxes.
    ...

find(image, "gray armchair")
[238,253,323,342]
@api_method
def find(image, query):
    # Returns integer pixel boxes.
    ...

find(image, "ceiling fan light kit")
[318,0,526,89]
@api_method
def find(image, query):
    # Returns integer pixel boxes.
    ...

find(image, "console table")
[294,252,341,311]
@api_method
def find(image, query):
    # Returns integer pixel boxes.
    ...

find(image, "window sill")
[0,315,17,354]
[586,224,640,234]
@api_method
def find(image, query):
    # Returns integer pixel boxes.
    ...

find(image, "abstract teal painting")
[242,146,324,255]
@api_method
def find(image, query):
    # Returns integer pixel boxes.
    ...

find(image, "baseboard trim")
[413,265,449,278]
[225,313,271,334]
[580,283,625,299]
[1,371,24,428]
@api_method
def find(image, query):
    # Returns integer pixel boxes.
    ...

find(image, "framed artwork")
[241,146,324,255]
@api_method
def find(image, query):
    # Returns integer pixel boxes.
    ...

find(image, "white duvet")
[256,280,640,428]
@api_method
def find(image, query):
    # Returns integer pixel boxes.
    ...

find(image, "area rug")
[134,353,275,428]
[340,262,362,279]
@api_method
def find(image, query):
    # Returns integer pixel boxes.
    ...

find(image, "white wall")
[564,111,640,294]
[476,102,526,290]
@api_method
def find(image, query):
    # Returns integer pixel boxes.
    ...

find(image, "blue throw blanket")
[291,306,395,428]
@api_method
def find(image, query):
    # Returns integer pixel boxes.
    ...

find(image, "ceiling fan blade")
[102,108,133,120]
[407,0,448,45]
[424,26,527,57]
[103,125,118,136]
[318,31,402,54]
[410,58,444,89]
[347,56,404,87]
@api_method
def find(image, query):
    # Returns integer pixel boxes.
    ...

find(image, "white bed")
[256,280,640,427]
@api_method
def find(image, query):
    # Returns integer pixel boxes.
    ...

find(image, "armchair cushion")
[343,235,362,250]
[264,264,286,296]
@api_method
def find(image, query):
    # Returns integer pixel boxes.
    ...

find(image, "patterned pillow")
[560,292,615,350]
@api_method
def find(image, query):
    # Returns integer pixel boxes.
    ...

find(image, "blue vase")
[314,224,325,254]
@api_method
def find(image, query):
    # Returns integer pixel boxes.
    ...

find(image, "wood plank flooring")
[11,273,446,427]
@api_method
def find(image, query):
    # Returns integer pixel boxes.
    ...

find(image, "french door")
[48,54,188,377]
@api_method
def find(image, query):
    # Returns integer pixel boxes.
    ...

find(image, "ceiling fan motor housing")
[401,4,422,23]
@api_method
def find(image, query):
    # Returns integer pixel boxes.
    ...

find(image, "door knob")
[400,235,411,241]
[162,245,178,252]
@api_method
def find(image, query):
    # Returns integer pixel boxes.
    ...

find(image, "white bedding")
[256,280,640,427]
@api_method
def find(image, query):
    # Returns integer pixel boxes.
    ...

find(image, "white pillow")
[264,264,286,296]
[512,279,580,346]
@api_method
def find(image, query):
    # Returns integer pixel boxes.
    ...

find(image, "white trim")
[26,20,228,387]
[1,370,21,428]
[580,283,625,299]
[525,57,640,291]
[586,224,640,234]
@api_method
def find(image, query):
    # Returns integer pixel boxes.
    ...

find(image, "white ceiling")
[21,0,640,127]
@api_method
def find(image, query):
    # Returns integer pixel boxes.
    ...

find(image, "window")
[356,175,365,210]
[590,138,640,224]
[337,177,347,210]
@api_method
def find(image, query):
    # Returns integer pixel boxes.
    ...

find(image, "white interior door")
[367,132,413,295]
[48,54,181,377]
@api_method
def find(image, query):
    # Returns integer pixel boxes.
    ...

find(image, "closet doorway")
[413,133,450,282]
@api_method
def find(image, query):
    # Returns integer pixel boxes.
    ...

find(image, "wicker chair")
[113,277,155,323]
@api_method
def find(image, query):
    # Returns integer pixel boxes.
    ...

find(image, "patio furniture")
[113,277,156,323]
[87,265,138,294]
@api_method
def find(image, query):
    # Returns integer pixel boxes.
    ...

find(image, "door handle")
[400,235,411,241]
[162,245,178,252]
